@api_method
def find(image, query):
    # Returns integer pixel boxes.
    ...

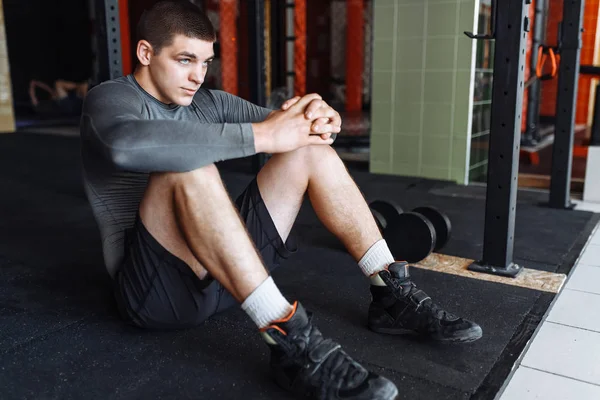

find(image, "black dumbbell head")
[369,200,403,230]
[371,208,386,232]
[412,206,452,251]
[384,212,436,263]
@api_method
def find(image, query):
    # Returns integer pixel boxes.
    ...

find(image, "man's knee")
[283,144,338,165]
[152,163,219,187]
[308,144,338,158]
[144,163,221,201]
[302,145,340,169]
[265,146,340,182]
[167,164,223,200]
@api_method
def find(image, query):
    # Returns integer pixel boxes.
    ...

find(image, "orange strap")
[536,46,557,80]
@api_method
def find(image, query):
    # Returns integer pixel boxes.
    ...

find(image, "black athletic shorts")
[113,177,297,330]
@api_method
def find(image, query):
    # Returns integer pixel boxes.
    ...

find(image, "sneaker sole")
[273,370,400,399]
[369,326,483,343]
[388,384,400,400]
[381,384,399,400]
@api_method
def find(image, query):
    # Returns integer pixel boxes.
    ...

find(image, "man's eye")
[179,59,191,65]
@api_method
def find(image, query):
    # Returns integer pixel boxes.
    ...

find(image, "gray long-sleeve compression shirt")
[80,75,272,278]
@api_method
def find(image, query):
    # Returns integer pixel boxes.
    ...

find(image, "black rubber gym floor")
[1,132,598,399]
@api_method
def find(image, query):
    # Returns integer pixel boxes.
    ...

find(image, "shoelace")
[284,322,366,399]
[398,280,450,320]
[316,347,365,399]
[421,299,450,320]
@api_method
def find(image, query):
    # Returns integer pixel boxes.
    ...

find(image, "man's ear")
[136,40,153,66]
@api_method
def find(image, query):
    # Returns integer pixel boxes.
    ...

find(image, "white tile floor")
[498,200,600,399]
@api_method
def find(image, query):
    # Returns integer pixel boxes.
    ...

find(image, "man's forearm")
[252,111,276,153]
[252,121,269,154]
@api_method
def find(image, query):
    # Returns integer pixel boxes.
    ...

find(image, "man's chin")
[174,97,194,107]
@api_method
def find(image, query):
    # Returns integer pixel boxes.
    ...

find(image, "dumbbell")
[369,200,452,263]
[412,206,452,251]
[369,200,404,231]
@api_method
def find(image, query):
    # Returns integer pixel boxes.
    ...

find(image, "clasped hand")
[254,93,342,154]
[280,93,342,141]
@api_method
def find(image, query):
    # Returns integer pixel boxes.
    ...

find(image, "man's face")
[147,35,214,106]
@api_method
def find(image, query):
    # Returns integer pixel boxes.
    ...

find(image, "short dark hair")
[136,0,217,55]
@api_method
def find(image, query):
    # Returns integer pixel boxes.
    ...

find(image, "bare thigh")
[138,171,209,279]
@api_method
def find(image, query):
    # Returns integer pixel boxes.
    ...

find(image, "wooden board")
[414,253,566,293]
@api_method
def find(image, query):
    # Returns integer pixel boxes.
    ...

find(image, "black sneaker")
[261,302,398,400]
[368,262,482,343]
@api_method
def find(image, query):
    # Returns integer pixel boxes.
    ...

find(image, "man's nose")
[190,68,205,85]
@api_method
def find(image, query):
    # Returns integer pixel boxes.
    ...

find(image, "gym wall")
[370,0,477,184]
[0,0,15,133]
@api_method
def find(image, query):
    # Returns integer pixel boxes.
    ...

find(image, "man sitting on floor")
[80,1,482,399]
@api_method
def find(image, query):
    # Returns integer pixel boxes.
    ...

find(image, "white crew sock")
[241,276,293,329]
[358,239,395,286]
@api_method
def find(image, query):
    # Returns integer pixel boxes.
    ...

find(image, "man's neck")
[133,67,166,104]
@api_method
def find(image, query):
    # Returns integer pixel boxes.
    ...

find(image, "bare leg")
[138,163,270,302]
[258,145,382,261]
[137,146,381,306]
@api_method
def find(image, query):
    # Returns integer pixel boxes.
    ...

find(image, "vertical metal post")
[220,0,239,96]
[271,0,286,89]
[293,0,306,97]
[118,0,132,76]
[591,82,600,146]
[285,0,295,98]
[248,0,267,107]
[345,0,364,112]
[523,0,547,145]
[548,0,585,209]
[94,0,123,83]
[468,0,529,277]
[88,0,99,85]
[248,0,270,172]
